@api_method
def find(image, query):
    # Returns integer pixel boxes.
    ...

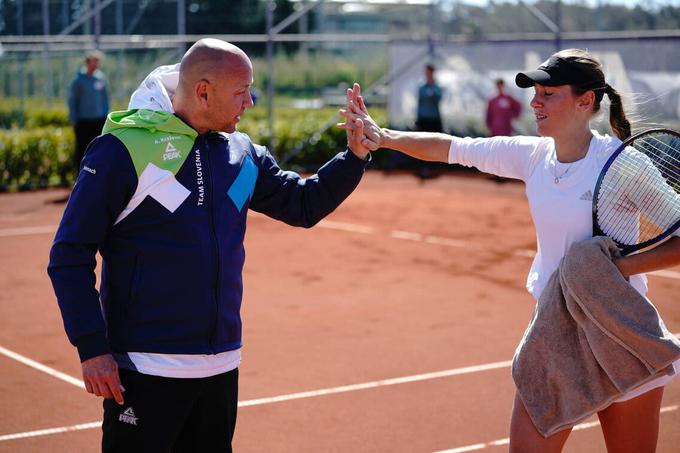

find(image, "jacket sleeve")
[47,134,136,362]
[249,142,369,228]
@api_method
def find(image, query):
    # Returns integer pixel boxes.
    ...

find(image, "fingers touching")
[338,81,385,156]
[342,117,379,152]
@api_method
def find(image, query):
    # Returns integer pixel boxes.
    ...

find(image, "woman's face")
[529,83,582,137]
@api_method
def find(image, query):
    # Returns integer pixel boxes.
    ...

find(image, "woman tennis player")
[340,48,680,452]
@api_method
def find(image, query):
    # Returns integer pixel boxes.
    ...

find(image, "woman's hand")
[338,83,383,151]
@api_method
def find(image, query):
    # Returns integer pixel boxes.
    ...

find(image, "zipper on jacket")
[203,135,221,352]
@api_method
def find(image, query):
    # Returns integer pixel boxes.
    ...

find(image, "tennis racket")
[592,128,680,256]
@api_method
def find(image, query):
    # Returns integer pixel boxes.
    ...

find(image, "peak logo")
[118,407,139,426]
[162,142,181,161]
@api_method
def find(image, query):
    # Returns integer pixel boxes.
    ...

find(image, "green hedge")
[0,101,71,129]
[239,107,388,168]
[0,106,388,191]
[0,127,74,190]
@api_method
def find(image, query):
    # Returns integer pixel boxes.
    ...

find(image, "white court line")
[238,360,512,407]
[0,341,510,405]
[2,221,679,281]
[0,347,510,442]
[0,225,57,237]
[433,405,680,453]
[1,336,680,443]
[425,235,477,249]
[391,230,423,241]
[319,222,680,281]
[650,269,680,279]
[0,421,102,442]
[3,402,679,445]
[0,346,84,389]
[318,219,375,234]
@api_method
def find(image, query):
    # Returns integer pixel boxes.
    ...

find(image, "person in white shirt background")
[339,48,680,453]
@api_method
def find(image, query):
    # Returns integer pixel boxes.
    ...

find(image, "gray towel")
[512,236,680,437]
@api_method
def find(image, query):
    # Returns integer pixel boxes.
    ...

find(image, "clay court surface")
[1,171,679,452]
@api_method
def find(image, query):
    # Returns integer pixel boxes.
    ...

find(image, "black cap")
[515,56,604,90]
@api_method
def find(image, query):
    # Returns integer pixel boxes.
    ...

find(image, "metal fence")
[387,32,680,134]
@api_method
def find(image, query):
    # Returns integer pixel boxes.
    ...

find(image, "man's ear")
[195,79,210,106]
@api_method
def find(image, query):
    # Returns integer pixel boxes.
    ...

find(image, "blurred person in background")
[414,63,443,178]
[416,64,443,134]
[68,50,110,177]
[486,78,522,137]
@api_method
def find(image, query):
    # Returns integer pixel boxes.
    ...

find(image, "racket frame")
[592,128,680,256]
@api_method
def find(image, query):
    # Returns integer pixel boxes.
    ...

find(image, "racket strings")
[598,141,679,244]
[598,166,646,244]
[598,151,663,236]
[598,141,678,243]
[599,171,673,245]
[602,135,680,187]
[633,138,680,231]
[596,132,680,246]
[638,136,680,179]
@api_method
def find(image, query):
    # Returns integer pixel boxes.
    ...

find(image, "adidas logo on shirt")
[119,407,139,426]
[580,190,593,201]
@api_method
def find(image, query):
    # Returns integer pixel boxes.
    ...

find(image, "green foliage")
[0,99,70,129]
[0,104,388,190]
[0,49,388,109]
[234,105,389,169]
[0,127,74,190]
[251,50,388,95]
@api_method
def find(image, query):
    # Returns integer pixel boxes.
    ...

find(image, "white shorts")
[614,358,680,403]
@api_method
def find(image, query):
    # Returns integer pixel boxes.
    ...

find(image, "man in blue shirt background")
[413,64,443,178]
[68,50,110,177]
[416,64,443,134]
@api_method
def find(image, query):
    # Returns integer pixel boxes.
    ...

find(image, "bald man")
[48,39,370,452]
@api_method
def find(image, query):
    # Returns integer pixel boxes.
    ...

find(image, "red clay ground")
[1,171,679,452]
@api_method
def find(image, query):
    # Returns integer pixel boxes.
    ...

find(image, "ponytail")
[553,49,633,141]
[604,84,631,141]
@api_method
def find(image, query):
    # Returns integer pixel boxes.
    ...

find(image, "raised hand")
[346,117,371,160]
[338,83,382,151]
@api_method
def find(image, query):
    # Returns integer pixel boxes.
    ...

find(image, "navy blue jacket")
[48,109,367,362]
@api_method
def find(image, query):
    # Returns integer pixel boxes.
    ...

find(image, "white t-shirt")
[448,130,664,300]
[124,349,241,378]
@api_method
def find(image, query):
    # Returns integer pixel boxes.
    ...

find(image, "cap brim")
[515,69,552,88]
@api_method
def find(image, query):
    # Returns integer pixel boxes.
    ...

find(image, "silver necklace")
[553,161,570,184]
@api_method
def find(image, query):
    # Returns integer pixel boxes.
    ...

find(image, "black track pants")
[102,368,238,453]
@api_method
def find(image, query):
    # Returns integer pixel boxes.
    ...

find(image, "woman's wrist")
[612,256,631,278]
[381,128,395,149]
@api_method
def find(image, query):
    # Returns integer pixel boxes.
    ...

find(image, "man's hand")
[346,117,371,160]
[81,354,125,405]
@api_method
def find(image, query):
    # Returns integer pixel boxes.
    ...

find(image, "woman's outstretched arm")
[338,83,453,163]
